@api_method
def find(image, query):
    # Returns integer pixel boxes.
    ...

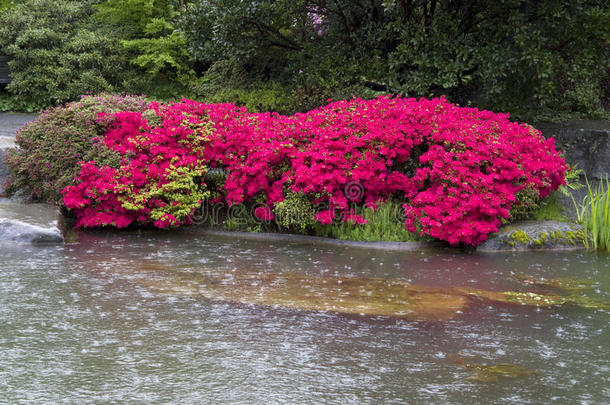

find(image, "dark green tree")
[179,0,610,121]
[94,0,193,95]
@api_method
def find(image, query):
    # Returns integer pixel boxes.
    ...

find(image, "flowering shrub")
[6,93,148,202]
[62,95,567,245]
[63,102,211,228]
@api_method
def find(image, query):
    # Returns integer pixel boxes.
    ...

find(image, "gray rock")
[477,220,586,252]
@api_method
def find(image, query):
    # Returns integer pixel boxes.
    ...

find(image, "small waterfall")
[0,218,63,244]
[0,200,63,244]
[0,135,14,196]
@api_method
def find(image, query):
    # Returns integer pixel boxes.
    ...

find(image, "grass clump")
[530,192,568,222]
[574,177,610,251]
[314,200,423,242]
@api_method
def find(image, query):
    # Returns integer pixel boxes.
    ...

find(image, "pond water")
[1,229,609,403]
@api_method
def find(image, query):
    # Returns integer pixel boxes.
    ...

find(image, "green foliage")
[274,192,316,233]
[0,0,130,110]
[559,164,585,197]
[202,83,300,115]
[119,163,209,226]
[0,0,14,12]
[189,60,294,114]
[509,185,542,222]
[5,93,148,203]
[123,32,192,78]
[95,0,193,84]
[530,192,568,222]
[574,177,610,251]
[179,0,610,122]
[314,200,423,242]
[4,0,606,120]
[190,59,383,115]
[94,0,174,38]
[0,93,38,112]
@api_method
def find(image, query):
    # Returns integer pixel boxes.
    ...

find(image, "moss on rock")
[478,221,586,252]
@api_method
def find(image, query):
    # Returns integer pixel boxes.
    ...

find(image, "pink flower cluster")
[63,96,567,245]
[63,102,208,228]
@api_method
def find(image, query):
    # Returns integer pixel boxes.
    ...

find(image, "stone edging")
[190,228,445,251]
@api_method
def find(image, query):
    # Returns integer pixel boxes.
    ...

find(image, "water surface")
[1,230,609,403]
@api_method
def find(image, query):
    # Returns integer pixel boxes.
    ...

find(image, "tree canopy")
[1,0,609,120]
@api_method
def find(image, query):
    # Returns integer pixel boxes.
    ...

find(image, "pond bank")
[0,114,606,251]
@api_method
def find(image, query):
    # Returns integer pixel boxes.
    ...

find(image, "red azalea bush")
[63,102,211,228]
[62,95,567,245]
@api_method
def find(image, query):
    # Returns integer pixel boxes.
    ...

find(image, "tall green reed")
[573,177,610,251]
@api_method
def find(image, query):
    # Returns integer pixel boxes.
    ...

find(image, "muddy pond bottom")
[1,229,609,403]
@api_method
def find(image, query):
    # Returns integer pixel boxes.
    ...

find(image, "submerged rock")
[448,353,539,382]
[456,287,609,310]
[514,273,598,293]
[456,287,570,307]
[477,221,586,252]
[136,263,609,320]
[140,268,470,321]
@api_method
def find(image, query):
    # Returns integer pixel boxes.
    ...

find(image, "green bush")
[190,59,383,115]
[274,192,317,233]
[0,0,131,111]
[5,93,148,203]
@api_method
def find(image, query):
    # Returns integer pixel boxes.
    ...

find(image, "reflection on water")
[1,229,609,403]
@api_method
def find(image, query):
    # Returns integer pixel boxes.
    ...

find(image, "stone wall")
[536,120,610,217]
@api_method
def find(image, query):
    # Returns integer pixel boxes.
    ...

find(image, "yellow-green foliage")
[273,192,316,233]
[118,163,209,225]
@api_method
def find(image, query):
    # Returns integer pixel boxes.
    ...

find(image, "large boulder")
[0,218,64,244]
[477,220,586,252]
